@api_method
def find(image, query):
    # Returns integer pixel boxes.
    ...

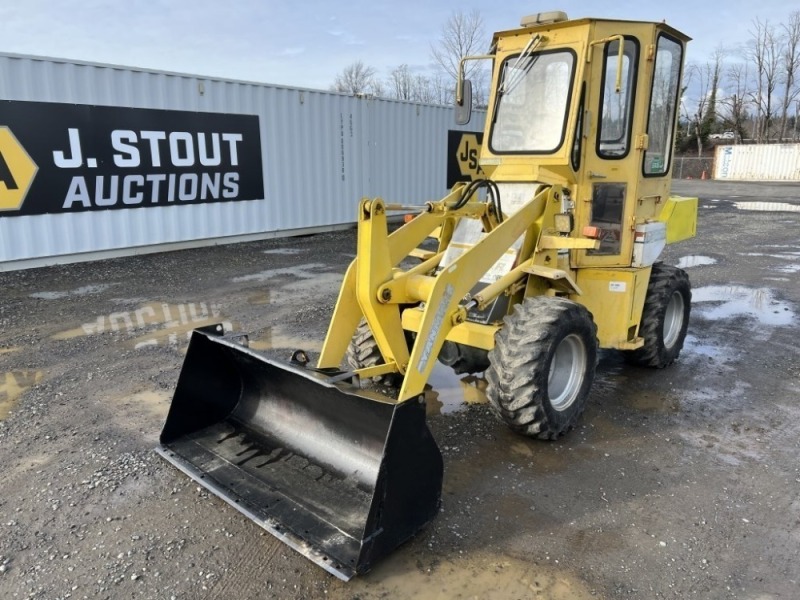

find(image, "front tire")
[346,319,393,384]
[485,297,598,439]
[346,319,413,386]
[624,263,691,368]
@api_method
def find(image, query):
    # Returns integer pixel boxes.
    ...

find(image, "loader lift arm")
[318,183,560,402]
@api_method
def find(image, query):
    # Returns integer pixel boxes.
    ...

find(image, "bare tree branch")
[388,64,414,101]
[720,62,750,140]
[331,60,378,96]
[748,18,780,142]
[779,11,800,139]
[682,62,714,155]
[430,9,489,105]
[430,9,486,80]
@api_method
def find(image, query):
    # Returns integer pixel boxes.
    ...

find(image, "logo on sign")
[446,130,484,188]
[0,127,38,211]
[457,133,484,180]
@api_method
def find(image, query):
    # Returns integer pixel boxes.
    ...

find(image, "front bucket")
[157,327,443,580]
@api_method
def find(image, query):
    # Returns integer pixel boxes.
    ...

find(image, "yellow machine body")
[319,15,698,399]
[160,13,698,580]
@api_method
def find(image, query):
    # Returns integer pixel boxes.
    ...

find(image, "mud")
[0,371,44,419]
[342,551,596,599]
[0,182,799,599]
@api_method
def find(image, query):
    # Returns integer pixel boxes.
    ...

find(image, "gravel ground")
[0,180,798,599]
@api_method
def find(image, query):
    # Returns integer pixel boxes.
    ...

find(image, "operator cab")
[456,13,690,269]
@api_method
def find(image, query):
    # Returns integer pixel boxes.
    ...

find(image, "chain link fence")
[672,156,714,179]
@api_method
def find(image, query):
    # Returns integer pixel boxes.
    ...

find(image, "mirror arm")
[456,54,495,104]
[587,35,625,92]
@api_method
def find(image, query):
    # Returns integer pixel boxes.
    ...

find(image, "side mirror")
[455,79,472,125]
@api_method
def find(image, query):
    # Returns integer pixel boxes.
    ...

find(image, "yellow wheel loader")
[158,12,697,580]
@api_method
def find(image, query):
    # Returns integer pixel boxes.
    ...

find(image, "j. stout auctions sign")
[0,100,264,216]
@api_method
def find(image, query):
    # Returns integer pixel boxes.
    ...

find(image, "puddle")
[233,263,327,283]
[249,331,323,353]
[678,382,763,466]
[52,301,233,349]
[737,251,800,273]
[733,201,800,213]
[692,285,794,326]
[759,244,800,250]
[740,251,800,260]
[127,320,236,350]
[345,552,595,600]
[676,255,717,268]
[0,371,44,419]
[773,264,800,274]
[595,352,686,413]
[425,364,488,415]
[276,272,344,297]
[624,391,682,413]
[30,283,117,300]
[682,334,729,360]
[262,248,308,255]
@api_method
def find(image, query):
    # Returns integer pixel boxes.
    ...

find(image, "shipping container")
[713,143,800,181]
[0,53,486,270]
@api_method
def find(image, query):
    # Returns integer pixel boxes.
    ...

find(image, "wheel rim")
[548,334,587,411]
[663,290,685,349]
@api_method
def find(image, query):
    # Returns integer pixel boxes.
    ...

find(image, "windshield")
[490,49,576,153]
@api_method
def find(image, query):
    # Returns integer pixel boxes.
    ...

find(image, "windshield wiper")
[498,34,542,96]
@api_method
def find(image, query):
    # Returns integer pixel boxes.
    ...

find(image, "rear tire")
[485,297,598,439]
[624,263,691,368]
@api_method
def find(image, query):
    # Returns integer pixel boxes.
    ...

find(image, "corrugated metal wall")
[0,53,486,267]
[714,143,800,181]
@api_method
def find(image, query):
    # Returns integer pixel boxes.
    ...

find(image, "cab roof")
[492,16,691,45]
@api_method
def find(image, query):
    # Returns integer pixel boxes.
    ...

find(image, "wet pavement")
[0,180,799,599]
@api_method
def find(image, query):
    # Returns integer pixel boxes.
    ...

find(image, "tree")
[331,61,380,96]
[682,62,715,155]
[427,72,451,105]
[702,48,725,135]
[779,11,800,140]
[748,18,781,142]
[384,65,450,105]
[430,9,489,106]
[720,62,751,141]
[388,64,414,101]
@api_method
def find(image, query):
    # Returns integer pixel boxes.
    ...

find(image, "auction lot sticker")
[0,100,264,216]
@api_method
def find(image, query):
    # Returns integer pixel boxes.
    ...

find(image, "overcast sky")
[0,0,793,91]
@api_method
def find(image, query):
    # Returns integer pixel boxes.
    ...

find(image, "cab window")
[597,37,639,159]
[490,49,577,154]
[644,34,683,175]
